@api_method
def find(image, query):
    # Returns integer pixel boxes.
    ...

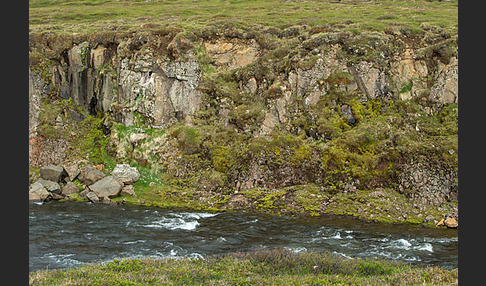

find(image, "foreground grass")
[29,248,457,285]
[29,0,457,35]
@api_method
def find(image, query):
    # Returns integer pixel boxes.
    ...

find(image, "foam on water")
[332,251,354,260]
[331,232,342,239]
[315,231,353,240]
[41,253,84,269]
[143,212,217,230]
[424,237,458,244]
[122,239,146,245]
[145,218,200,230]
[176,212,218,220]
[284,246,307,253]
[365,249,421,262]
[416,243,434,253]
[391,238,412,249]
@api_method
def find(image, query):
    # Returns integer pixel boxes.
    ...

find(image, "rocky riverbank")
[29,162,457,229]
[29,22,458,229]
[29,163,139,205]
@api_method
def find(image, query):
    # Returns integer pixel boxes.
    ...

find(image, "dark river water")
[29,201,458,272]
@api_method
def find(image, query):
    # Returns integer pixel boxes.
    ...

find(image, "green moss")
[29,166,40,184]
[320,188,450,226]
[240,188,264,200]
[60,193,87,203]
[168,124,203,155]
[211,145,236,173]
[290,184,327,216]
[256,189,287,212]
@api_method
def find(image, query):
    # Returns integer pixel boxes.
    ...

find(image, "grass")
[29,248,458,285]
[29,0,458,35]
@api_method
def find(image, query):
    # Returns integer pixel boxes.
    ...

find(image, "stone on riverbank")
[88,176,123,199]
[29,182,51,202]
[86,191,99,203]
[120,185,137,197]
[39,165,66,183]
[102,196,119,205]
[444,217,458,228]
[78,166,106,185]
[62,164,81,182]
[37,179,61,194]
[111,164,140,185]
[62,181,80,196]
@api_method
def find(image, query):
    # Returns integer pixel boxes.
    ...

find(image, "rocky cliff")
[29,24,458,220]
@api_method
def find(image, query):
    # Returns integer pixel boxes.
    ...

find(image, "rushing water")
[29,201,458,272]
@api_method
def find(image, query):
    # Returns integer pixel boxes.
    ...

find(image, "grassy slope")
[29,249,458,285]
[29,0,458,35]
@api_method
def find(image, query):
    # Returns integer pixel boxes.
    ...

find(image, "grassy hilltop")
[30,0,458,35]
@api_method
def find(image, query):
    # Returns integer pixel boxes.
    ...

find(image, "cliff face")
[29,26,458,209]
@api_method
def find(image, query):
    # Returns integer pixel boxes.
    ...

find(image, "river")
[29,201,457,272]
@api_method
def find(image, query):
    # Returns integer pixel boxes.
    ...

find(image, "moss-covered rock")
[29,22,457,227]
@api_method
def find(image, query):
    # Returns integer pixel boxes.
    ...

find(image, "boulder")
[62,181,80,196]
[39,165,66,183]
[111,164,140,185]
[120,185,137,197]
[79,188,89,198]
[86,191,99,203]
[37,179,62,194]
[50,193,65,200]
[444,217,458,228]
[29,182,51,202]
[78,166,106,185]
[88,176,123,199]
[102,196,117,205]
[62,164,81,182]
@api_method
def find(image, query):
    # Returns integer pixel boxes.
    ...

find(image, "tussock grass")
[29,248,458,285]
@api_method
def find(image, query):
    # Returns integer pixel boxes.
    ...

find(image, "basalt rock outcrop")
[29,28,457,136]
[29,25,458,212]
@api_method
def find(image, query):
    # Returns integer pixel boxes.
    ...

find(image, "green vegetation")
[34,97,112,165]
[29,0,458,36]
[29,248,458,285]
[29,0,457,228]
